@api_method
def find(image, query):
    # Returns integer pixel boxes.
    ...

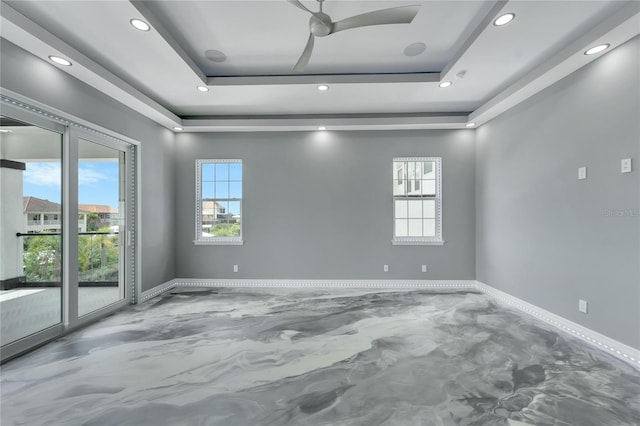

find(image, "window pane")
[229,163,242,181]
[423,161,435,178]
[202,182,214,199]
[229,201,241,234]
[408,200,422,218]
[423,219,436,237]
[395,219,408,237]
[408,161,415,180]
[201,222,213,237]
[423,200,436,218]
[395,200,408,218]
[230,181,242,198]
[394,161,404,182]
[393,180,405,196]
[213,221,240,237]
[202,163,214,181]
[215,181,229,198]
[215,201,229,220]
[215,163,229,181]
[228,201,241,216]
[422,180,436,196]
[409,179,422,196]
[408,219,422,236]
[202,201,215,221]
[415,162,423,180]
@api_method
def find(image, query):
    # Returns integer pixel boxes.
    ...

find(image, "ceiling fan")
[287,0,420,72]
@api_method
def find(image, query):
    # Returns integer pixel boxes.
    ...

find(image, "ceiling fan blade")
[293,33,315,72]
[287,0,314,15]
[330,5,419,34]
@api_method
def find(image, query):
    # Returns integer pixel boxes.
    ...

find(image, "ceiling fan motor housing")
[310,13,332,37]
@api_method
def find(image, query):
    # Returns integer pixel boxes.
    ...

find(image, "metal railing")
[26,220,86,226]
[8,232,120,290]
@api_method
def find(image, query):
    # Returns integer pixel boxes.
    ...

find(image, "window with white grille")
[392,157,443,245]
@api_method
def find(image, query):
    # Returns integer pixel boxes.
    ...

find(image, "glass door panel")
[77,138,126,317]
[0,115,63,346]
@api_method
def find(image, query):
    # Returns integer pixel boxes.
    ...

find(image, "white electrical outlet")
[578,166,587,180]
[421,265,427,272]
[621,158,632,173]
[233,265,239,273]
[383,264,389,272]
[578,299,588,314]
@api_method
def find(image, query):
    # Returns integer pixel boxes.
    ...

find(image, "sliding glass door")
[77,138,127,317]
[0,115,64,347]
[0,101,137,361]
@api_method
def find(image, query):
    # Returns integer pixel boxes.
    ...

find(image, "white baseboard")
[475,280,640,370]
[173,279,477,289]
[140,279,177,302]
[139,278,639,369]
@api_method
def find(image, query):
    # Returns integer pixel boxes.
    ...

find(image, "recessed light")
[0,129,13,133]
[493,13,515,26]
[465,122,476,128]
[49,56,72,66]
[439,81,452,88]
[317,85,329,91]
[317,126,327,131]
[173,126,183,131]
[584,44,610,55]
[197,86,209,92]
[130,19,150,32]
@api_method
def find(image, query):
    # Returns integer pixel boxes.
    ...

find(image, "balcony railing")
[26,220,86,226]
[5,232,121,290]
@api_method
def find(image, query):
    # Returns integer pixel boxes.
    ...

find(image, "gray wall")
[175,130,476,280]
[476,36,640,349]
[0,39,176,291]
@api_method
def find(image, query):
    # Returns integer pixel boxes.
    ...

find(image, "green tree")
[23,228,120,284]
[78,227,119,282]
[85,212,101,232]
[23,234,61,282]
[211,222,241,237]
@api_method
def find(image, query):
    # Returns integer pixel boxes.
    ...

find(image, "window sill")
[392,239,445,246]
[193,239,244,246]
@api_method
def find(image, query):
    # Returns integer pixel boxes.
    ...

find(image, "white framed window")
[194,159,243,245]
[392,157,444,245]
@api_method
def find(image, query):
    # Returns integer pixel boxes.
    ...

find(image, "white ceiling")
[1,0,639,132]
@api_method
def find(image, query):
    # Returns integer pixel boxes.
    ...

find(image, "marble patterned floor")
[1,287,639,426]
[0,287,122,346]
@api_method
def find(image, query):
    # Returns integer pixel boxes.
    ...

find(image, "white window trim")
[194,159,243,245]
[392,156,444,246]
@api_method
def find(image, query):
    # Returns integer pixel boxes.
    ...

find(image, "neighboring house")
[23,196,88,233]
[201,200,226,227]
[394,160,435,197]
[78,204,119,226]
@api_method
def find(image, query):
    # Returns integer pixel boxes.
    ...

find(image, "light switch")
[578,166,587,180]
[621,158,632,174]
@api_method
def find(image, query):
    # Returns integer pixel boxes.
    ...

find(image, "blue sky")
[23,161,119,206]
